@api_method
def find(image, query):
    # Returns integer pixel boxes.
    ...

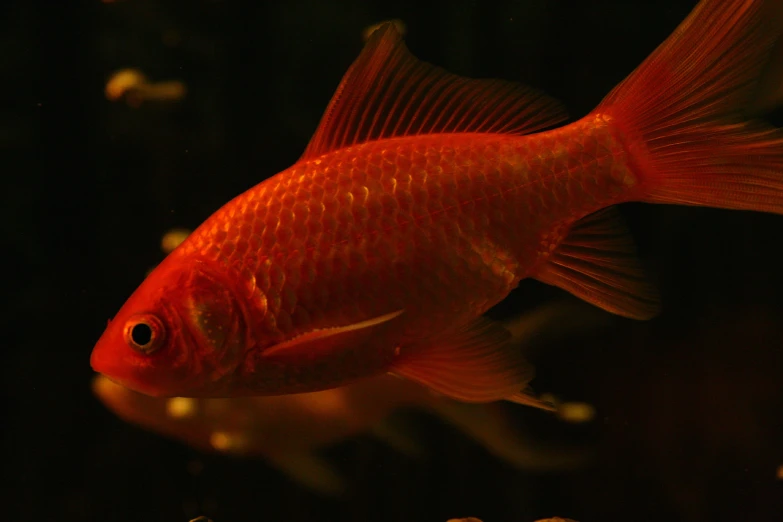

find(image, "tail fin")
[597,0,783,213]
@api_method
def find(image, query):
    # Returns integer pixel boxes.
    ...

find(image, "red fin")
[506,387,557,412]
[533,207,660,320]
[750,7,783,115]
[389,317,536,404]
[301,22,567,160]
[597,0,783,214]
[264,310,404,357]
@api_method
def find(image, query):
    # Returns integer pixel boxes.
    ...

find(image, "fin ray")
[390,317,539,405]
[534,207,660,320]
[597,0,783,214]
[264,310,404,357]
[301,23,567,160]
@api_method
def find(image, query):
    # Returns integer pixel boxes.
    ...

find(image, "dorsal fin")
[301,22,568,160]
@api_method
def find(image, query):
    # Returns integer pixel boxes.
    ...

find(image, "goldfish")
[92,0,783,404]
[92,302,598,496]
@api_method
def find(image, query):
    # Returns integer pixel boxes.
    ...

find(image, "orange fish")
[91,0,783,403]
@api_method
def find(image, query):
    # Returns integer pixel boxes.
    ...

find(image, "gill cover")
[178,266,248,388]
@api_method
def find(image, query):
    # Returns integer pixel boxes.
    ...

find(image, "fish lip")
[90,347,166,397]
[93,370,168,397]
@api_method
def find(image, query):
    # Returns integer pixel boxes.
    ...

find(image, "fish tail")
[597,0,783,213]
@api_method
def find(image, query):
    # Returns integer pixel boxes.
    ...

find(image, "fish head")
[90,254,248,397]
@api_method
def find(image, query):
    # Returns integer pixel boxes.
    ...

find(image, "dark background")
[3,1,783,521]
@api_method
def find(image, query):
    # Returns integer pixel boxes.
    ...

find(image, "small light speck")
[558,402,596,423]
[161,228,191,253]
[166,397,197,418]
[210,431,233,451]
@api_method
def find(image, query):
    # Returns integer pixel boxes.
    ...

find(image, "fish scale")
[92,1,783,405]
[168,121,631,393]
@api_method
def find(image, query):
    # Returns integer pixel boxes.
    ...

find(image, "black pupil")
[131,322,153,347]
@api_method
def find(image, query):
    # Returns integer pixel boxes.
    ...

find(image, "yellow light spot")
[105,69,147,101]
[557,402,596,424]
[105,68,187,106]
[166,397,197,419]
[161,228,192,253]
[210,431,250,453]
[210,432,232,451]
[776,464,783,480]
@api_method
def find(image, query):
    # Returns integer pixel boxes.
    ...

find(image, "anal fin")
[507,387,557,412]
[533,207,660,320]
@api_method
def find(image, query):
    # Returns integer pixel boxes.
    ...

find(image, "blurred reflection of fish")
[93,301,601,496]
[92,0,783,405]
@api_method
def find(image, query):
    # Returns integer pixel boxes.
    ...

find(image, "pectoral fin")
[264,310,404,357]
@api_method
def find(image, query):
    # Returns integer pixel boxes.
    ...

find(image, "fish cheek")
[183,284,247,384]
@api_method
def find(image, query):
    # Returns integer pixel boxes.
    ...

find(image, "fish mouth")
[90,346,170,398]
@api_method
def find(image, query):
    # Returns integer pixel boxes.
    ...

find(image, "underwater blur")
[4,1,783,521]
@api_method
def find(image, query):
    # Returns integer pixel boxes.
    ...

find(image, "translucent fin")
[390,317,535,404]
[301,22,567,160]
[533,207,660,320]
[264,310,404,357]
[265,451,347,497]
[429,400,590,471]
[597,0,783,214]
[500,299,614,356]
[749,7,783,115]
[506,387,557,412]
[369,414,425,457]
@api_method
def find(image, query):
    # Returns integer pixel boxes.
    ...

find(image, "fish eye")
[123,314,166,354]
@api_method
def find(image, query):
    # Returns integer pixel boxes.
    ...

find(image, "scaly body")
[91,0,783,404]
[170,115,632,393]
